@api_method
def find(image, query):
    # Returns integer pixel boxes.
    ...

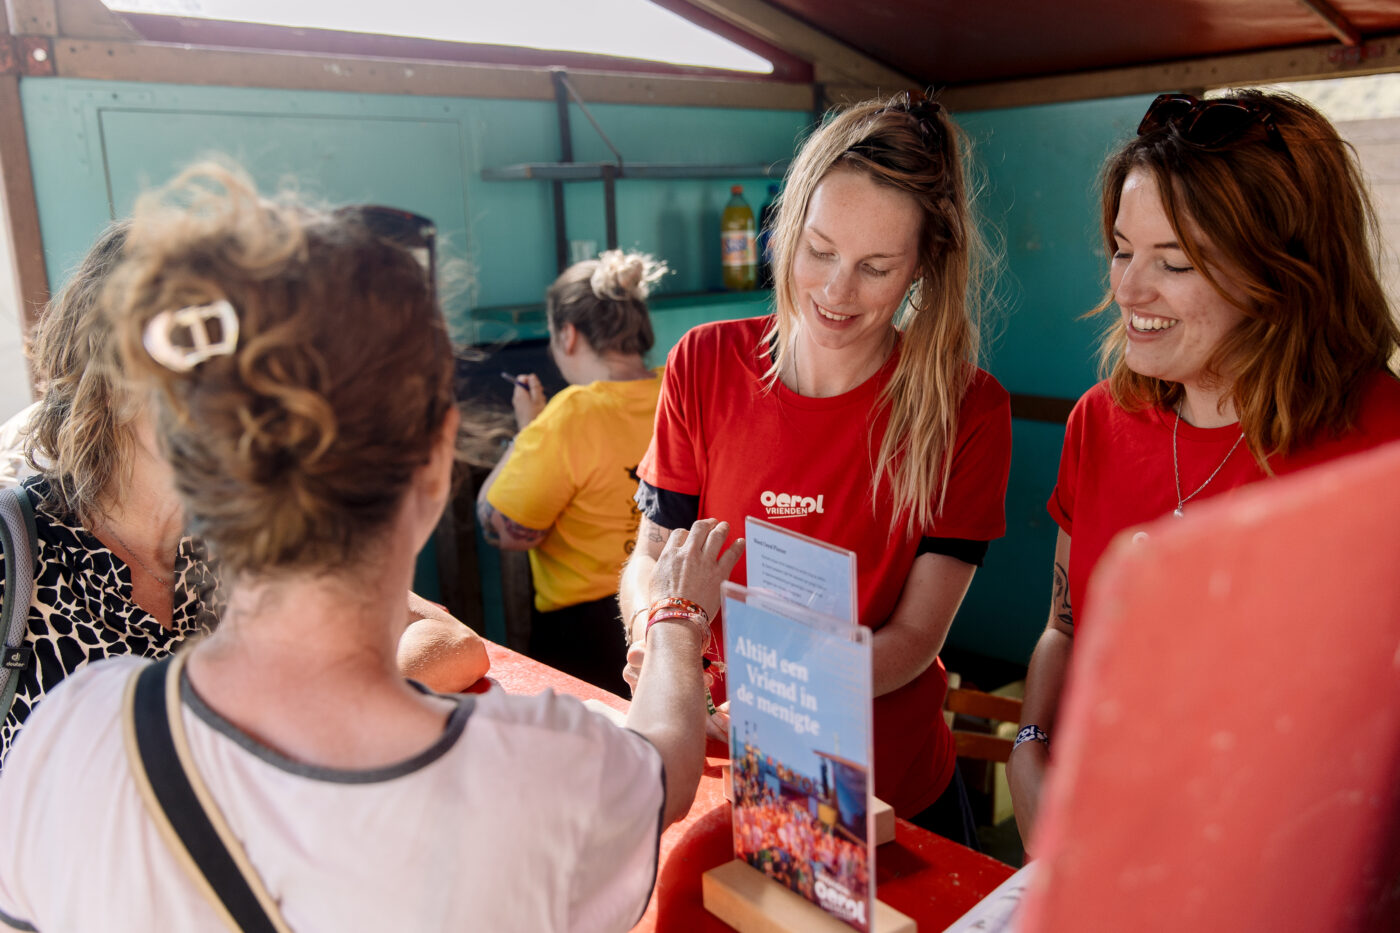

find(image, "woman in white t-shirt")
[0,164,738,932]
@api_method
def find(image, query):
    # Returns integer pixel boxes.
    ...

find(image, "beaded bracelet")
[645,607,711,648]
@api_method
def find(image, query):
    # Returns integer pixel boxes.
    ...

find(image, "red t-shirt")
[639,316,1012,816]
[1050,370,1400,625]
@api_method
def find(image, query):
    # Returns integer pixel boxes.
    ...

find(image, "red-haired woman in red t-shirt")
[1009,90,1400,852]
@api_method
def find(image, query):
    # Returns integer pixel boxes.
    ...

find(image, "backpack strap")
[1,485,39,722]
[122,653,292,933]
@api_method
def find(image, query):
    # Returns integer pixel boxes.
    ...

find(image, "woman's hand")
[622,518,744,691]
[648,518,744,622]
[511,374,547,429]
[706,701,730,742]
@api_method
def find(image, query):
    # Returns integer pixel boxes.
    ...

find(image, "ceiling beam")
[1296,0,1361,47]
[46,37,817,110]
[942,32,1400,112]
[54,0,138,40]
[5,0,56,35]
[678,0,916,91]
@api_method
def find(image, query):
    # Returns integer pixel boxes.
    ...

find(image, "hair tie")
[589,249,669,301]
[142,299,240,373]
[900,90,942,150]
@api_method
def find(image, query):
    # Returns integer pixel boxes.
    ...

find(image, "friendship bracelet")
[647,596,710,626]
[645,607,711,648]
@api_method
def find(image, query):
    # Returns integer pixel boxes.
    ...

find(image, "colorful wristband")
[647,596,710,624]
[645,607,710,647]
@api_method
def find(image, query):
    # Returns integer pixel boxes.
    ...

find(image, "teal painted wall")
[20,79,806,330]
[949,95,1157,662]
[18,75,1156,662]
[18,77,801,619]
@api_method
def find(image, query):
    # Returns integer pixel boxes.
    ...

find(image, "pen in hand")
[501,372,530,390]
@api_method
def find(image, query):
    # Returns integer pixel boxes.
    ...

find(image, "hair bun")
[589,250,668,302]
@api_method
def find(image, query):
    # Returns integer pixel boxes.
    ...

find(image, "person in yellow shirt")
[478,250,667,693]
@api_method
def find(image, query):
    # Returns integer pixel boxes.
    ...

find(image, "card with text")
[744,516,857,624]
[722,582,874,932]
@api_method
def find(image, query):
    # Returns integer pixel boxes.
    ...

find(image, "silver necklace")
[104,524,174,588]
[1172,409,1245,518]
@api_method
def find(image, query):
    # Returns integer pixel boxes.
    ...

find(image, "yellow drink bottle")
[721,185,757,291]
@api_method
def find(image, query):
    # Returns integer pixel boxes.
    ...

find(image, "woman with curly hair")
[0,217,487,767]
[0,165,733,931]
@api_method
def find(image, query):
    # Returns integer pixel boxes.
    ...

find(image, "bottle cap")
[731,184,743,195]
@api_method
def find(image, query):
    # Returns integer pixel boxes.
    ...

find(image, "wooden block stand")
[703,859,915,933]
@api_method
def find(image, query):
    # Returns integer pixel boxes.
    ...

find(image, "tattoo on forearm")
[1052,561,1074,631]
[476,501,546,548]
[646,523,666,544]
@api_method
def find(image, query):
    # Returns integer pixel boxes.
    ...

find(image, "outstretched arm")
[618,516,670,690]
[1006,527,1074,854]
[625,519,744,827]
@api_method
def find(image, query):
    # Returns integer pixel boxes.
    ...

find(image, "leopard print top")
[0,478,222,765]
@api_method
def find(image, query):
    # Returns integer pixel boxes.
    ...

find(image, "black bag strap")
[1,485,39,722]
[122,654,292,933]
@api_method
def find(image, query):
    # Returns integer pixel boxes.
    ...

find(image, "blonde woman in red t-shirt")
[1009,89,1400,852]
[619,93,1013,847]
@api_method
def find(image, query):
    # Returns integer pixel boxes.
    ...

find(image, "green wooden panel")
[951,419,1067,661]
[563,177,779,294]
[948,94,1157,664]
[18,77,804,628]
[19,79,806,322]
[960,95,1155,400]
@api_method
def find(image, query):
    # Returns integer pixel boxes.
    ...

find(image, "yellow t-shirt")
[487,370,663,612]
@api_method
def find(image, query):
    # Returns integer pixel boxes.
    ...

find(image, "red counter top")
[477,640,1015,931]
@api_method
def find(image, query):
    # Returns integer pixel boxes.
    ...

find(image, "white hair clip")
[142,299,240,373]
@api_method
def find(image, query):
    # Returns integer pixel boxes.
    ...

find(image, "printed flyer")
[722,581,874,932]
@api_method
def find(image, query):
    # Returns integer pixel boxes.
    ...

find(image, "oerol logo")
[814,875,867,926]
[759,489,824,520]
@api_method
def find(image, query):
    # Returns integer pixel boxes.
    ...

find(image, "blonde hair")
[1096,89,1400,464]
[106,164,459,577]
[26,221,137,521]
[546,249,666,356]
[767,94,989,534]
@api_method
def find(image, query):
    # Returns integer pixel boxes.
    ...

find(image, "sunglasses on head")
[1137,93,1288,153]
[335,205,438,291]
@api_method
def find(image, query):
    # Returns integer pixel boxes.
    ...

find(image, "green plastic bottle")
[721,185,757,291]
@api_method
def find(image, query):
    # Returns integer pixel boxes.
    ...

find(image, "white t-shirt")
[0,657,665,933]
[0,402,38,489]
